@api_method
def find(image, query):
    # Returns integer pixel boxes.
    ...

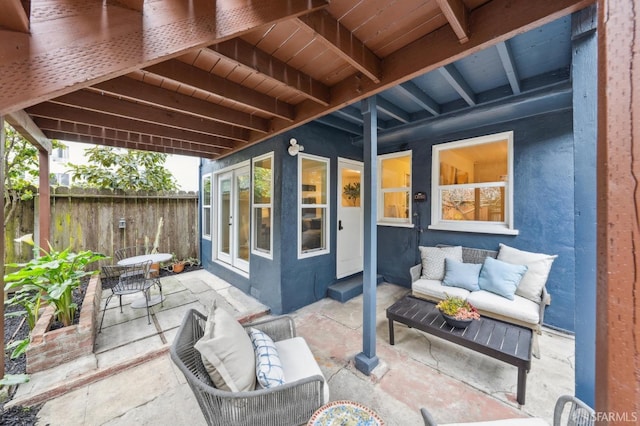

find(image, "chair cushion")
[497,243,557,303]
[478,257,528,300]
[442,258,482,291]
[413,278,471,301]
[248,328,285,389]
[419,246,463,280]
[466,290,540,325]
[275,337,330,404]
[194,302,256,392]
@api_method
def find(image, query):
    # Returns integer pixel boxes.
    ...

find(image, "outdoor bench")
[410,244,556,357]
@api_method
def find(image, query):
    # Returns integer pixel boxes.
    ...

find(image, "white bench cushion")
[275,336,330,403]
[466,290,540,325]
[413,278,471,300]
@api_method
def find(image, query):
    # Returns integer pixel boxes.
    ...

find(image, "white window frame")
[429,131,518,235]
[202,174,212,240]
[298,153,330,259]
[377,150,413,228]
[252,153,273,259]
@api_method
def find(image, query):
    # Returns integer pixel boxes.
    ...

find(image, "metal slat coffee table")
[386,295,532,405]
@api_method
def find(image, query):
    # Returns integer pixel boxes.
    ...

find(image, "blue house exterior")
[198,10,597,405]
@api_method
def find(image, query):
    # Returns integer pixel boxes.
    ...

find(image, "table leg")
[517,367,528,405]
[388,318,395,345]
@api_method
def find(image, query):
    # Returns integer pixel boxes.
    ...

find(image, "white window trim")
[428,131,519,235]
[202,174,212,240]
[298,153,330,259]
[377,150,413,227]
[251,152,274,259]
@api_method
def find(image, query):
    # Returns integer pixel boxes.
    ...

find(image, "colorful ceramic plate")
[307,400,384,426]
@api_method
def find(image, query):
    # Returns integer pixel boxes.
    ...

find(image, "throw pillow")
[478,257,528,300]
[194,301,256,392]
[248,328,286,388]
[497,243,558,302]
[442,258,482,291]
[419,246,463,280]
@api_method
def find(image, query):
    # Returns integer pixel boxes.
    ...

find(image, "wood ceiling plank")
[92,76,270,133]
[35,118,224,158]
[0,0,328,115]
[0,0,30,33]
[297,10,382,83]
[209,39,331,106]
[146,59,295,121]
[398,82,441,116]
[43,131,221,159]
[5,109,51,152]
[27,103,236,150]
[438,64,476,105]
[52,90,250,141]
[435,0,470,43]
[376,96,410,123]
[248,0,594,151]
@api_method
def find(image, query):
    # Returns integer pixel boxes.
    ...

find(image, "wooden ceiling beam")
[297,10,382,84]
[28,103,237,150]
[399,82,441,116]
[496,41,522,95]
[51,90,249,142]
[435,0,470,44]
[0,0,328,115]
[91,76,270,133]
[111,0,144,12]
[375,96,410,124]
[146,59,295,121]
[209,39,331,106]
[438,65,476,106]
[43,131,220,159]
[5,109,51,153]
[248,0,595,150]
[315,115,362,136]
[0,0,30,33]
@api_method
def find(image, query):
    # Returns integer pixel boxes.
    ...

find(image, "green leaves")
[4,244,108,328]
[66,146,179,191]
[0,374,30,386]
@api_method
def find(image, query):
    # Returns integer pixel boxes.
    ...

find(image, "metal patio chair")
[99,260,156,332]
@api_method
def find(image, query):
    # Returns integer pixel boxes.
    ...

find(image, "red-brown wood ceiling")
[0,0,594,159]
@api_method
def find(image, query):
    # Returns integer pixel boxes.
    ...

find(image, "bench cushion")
[467,290,540,325]
[419,246,463,280]
[275,337,330,403]
[413,278,471,300]
[497,243,557,303]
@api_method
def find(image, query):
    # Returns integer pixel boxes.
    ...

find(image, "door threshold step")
[327,273,384,303]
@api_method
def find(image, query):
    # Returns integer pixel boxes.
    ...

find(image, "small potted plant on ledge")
[436,295,480,328]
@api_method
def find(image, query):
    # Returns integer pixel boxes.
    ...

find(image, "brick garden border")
[26,275,102,373]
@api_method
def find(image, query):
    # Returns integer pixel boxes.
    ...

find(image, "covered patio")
[7,270,574,425]
[1,0,638,422]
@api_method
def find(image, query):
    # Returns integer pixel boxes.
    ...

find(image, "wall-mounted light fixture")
[288,138,304,156]
[118,218,126,229]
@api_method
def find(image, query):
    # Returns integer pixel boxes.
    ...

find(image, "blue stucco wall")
[377,109,577,331]
[200,123,361,314]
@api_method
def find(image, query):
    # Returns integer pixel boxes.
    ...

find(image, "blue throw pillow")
[442,258,482,291]
[478,257,528,300]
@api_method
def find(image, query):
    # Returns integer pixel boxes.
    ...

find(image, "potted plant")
[436,295,480,328]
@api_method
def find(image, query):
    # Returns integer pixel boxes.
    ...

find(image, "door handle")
[338,220,343,230]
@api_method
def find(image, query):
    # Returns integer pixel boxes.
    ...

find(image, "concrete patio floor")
[9,269,574,425]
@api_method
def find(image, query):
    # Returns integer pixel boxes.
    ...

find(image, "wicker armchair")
[421,394,594,426]
[170,309,325,426]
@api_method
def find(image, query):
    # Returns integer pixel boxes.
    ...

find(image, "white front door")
[336,158,364,278]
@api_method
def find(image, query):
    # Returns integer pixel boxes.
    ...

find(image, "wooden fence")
[5,187,199,265]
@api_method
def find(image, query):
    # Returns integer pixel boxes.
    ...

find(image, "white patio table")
[117,253,172,308]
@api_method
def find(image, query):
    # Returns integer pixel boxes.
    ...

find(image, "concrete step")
[327,273,384,302]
